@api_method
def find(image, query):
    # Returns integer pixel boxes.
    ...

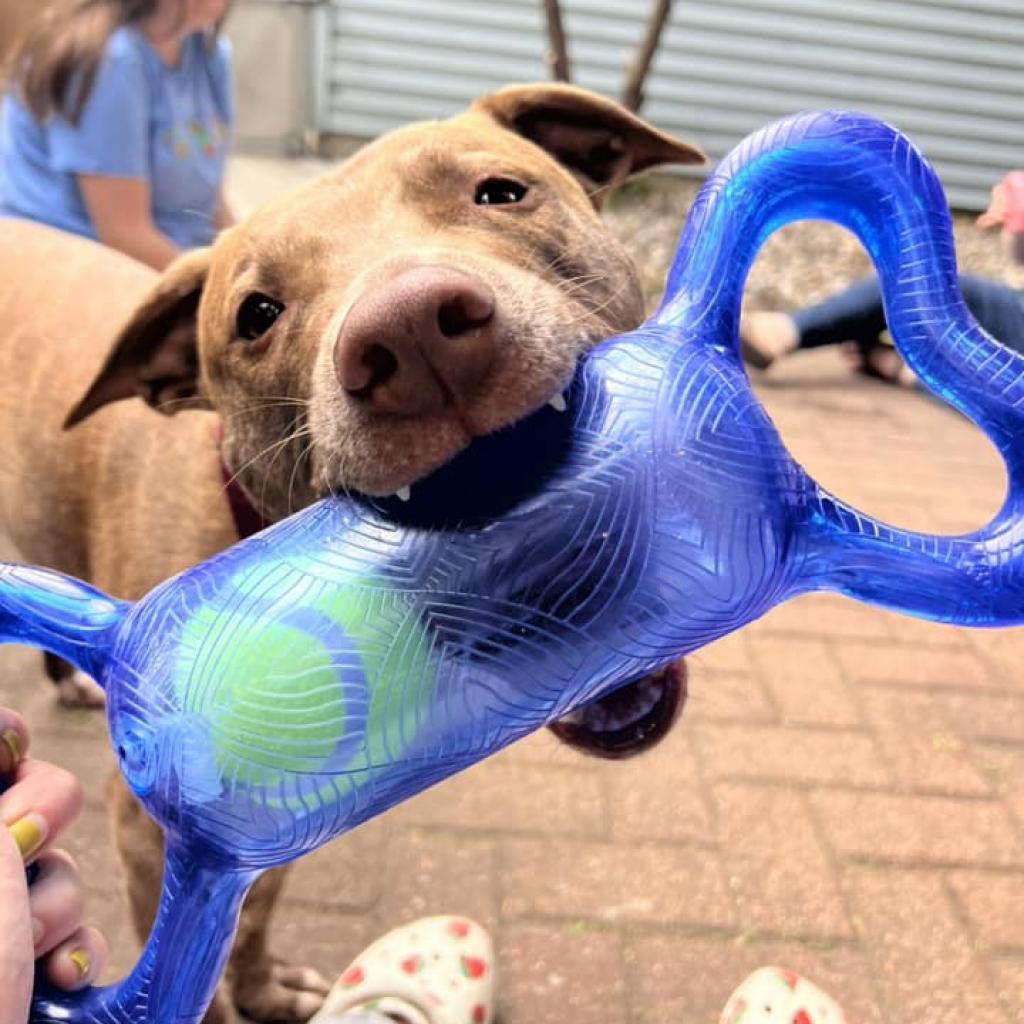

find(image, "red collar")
[215,424,269,539]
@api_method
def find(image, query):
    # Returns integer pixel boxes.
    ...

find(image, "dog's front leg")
[226,869,330,1022]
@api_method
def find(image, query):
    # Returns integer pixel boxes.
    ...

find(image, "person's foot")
[845,336,917,388]
[719,966,848,1023]
[309,916,494,1024]
[738,310,799,370]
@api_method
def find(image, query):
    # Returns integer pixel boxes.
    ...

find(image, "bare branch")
[541,0,571,82]
[622,0,673,111]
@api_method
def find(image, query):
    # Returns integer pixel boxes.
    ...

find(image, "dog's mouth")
[361,371,580,528]
[547,660,688,759]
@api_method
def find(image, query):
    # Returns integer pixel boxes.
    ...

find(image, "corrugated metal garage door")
[312,0,1024,210]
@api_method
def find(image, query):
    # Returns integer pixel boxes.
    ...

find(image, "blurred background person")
[1,0,234,270]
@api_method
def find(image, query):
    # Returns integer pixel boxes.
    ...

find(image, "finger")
[26,849,85,958]
[980,187,1008,223]
[840,341,861,367]
[0,707,29,775]
[42,926,109,992]
[0,824,34,1022]
[0,760,83,862]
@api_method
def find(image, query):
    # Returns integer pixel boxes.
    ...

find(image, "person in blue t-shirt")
[1,0,233,270]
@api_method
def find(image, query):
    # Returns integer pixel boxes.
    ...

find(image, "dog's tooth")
[396,486,411,502]
[548,392,567,413]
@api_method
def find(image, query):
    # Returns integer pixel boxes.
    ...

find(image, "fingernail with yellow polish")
[7,813,46,861]
[0,728,20,772]
[68,949,90,981]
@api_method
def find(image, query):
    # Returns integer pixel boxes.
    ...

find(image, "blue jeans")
[792,274,1024,355]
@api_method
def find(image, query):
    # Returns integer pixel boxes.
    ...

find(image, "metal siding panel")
[315,0,1024,210]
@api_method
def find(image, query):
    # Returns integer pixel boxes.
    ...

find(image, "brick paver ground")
[1,160,1022,1023]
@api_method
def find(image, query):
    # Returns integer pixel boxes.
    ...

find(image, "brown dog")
[0,83,702,1022]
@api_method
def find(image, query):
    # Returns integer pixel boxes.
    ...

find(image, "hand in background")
[976,179,1010,230]
[977,173,1024,268]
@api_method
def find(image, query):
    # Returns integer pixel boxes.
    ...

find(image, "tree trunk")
[541,0,571,82]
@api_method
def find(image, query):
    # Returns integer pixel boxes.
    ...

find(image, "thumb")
[0,823,34,1024]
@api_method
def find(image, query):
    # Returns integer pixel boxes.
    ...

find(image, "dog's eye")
[236,293,285,341]
[475,178,529,206]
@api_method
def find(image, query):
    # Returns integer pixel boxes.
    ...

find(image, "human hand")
[978,172,1024,229]
[0,708,109,1024]
[976,180,1008,230]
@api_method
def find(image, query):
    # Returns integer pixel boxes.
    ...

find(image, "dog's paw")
[235,959,330,1023]
[56,670,106,709]
[202,984,241,1024]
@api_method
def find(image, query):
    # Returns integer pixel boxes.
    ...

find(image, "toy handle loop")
[660,111,1024,624]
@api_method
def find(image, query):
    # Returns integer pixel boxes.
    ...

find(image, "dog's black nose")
[335,266,496,415]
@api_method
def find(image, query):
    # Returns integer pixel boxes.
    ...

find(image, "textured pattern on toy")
[2,111,1022,1023]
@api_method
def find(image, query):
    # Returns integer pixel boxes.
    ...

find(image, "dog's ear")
[64,247,212,429]
[471,83,705,208]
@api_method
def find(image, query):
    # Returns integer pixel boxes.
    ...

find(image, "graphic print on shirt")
[161,119,227,161]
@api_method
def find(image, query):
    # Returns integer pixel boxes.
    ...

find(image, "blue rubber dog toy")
[3,111,1023,1023]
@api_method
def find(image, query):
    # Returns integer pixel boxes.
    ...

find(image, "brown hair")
[8,0,189,124]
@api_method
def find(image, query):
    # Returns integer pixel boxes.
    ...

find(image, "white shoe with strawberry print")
[309,916,494,1024]
[719,966,848,1024]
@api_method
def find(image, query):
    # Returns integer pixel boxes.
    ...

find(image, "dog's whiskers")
[256,415,315,515]
[286,434,319,515]
[155,395,310,420]
[256,420,313,516]
[555,275,608,301]
[576,275,633,328]
[219,397,311,419]
[220,428,305,497]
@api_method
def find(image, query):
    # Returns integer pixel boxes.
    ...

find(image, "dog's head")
[67,84,701,759]
[67,83,702,516]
